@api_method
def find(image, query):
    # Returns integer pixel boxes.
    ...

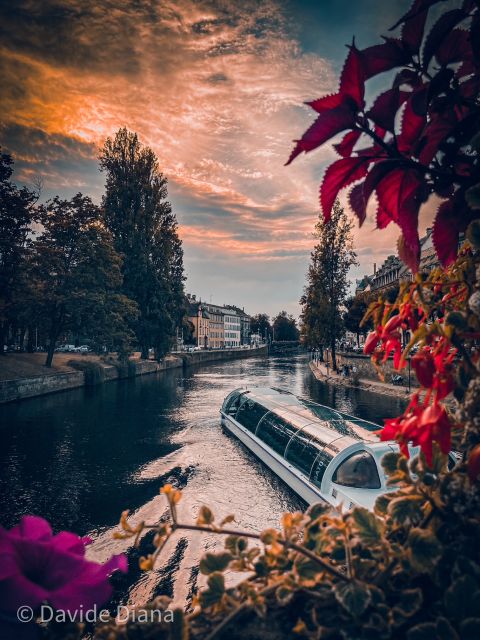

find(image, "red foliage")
[287,0,480,271]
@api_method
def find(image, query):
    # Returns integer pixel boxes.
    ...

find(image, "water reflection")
[0,354,406,607]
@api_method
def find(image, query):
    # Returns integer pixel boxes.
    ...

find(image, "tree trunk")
[356,332,360,347]
[331,338,337,372]
[45,339,56,367]
[0,322,6,355]
[141,345,149,360]
[27,326,35,353]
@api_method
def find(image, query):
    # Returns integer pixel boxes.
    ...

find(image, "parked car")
[78,345,91,353]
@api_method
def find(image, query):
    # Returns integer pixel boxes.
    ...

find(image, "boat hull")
[221,412,328,506]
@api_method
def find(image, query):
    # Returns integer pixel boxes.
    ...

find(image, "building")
[187,296,210,347]
[224,305,251,345]
[370,255,402,292]
[203,303,225,349]
[223,308,241,347]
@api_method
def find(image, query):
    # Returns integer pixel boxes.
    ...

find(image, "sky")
[1,0,436,318]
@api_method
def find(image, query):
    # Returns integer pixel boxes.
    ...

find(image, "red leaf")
[436,28,472,66]
[432,199,474,266]
[359,39,409,80]
[417,112,457,165]
[320,157,370,221]
[375,169,424,270]
[367,88,409,132]
[339,43,365,108]
[307,93,344,114]
[390,0,448,31]
[377,202,394,229]
[422,9,467,67]
[285,104,356,165]
[401,0,429,53]
[398,234,420,272]
[398,90,427,153]
[334,130,361,157]
[349,183,367,226]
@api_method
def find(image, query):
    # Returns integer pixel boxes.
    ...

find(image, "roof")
[230,387,379,446]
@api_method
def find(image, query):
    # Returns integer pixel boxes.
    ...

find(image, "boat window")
[310,450,333,488]
[224,392,242,416]
[332,451,381,489]
[235,400,269,434]
[285,432,319,477]
[256,414,297,457]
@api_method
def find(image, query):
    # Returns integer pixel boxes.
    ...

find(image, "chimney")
[373,263,377,274]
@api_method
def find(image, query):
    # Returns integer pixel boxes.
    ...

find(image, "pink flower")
[0,516,127,615]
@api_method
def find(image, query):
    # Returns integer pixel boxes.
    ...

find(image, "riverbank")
[0,346,267,404]
[309,359,413,400]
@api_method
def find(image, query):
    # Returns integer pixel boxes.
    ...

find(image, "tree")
[0,149,38,352]
[272,311,299,341]
[31,194,137,367]
[301,202,357,369]
[250,313,272,340]
[99,128,185,360]
[343,294,369,346]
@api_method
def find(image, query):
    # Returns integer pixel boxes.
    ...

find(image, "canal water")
[0,354,406,608]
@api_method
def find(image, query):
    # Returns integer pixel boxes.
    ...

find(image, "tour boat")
[220,387,440,511]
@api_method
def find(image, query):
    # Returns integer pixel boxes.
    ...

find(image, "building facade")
[223,308,241,347]
[224,305,251,345]
[187,298,210,347]
[203,303,225,349]
[370,255,402,292]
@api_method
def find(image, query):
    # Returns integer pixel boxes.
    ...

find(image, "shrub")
[67,359,105,386]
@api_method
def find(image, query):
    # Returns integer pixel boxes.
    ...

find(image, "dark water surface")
[0,354,406,606]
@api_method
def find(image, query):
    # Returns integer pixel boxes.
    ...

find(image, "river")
[0,353,406,608]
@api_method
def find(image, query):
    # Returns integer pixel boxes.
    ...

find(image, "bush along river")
[0,353,406,609]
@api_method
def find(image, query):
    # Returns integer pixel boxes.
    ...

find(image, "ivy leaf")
[294,555,321,586]
[382,451,400,474]
[459,618,480,640]
[199,552,232,575]
[408,528,442,572]
[333,580,371,617]
[387,495,424,524]
[197,505,214,526]
[198,572,225,608]
[444,575,480,620]
[435,617,459,640]
[407,622,438,640]
[396,588,423,617]
[352,507,383,544]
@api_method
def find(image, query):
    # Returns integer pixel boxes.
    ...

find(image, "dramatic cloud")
[0,0,415,315]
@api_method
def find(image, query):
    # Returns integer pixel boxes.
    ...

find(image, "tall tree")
[301,202,357,370]
[31,194,137,367]
[99,129,185,359]
[250,313,272,341]
[343,294,369,346]
[0,150,38,352]
[272,311,299,341]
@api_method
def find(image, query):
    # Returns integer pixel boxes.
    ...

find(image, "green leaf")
[276,584,294,606]
[459,618,480,640]
[444,576,480,620]
[387,495,424,525]
[381,451,400,475]
[436,617,459,640]
[294,556,320,585]
[374,494,390,515]
[333,580,371,617]
[199,552,232,575]
[352,507,383,544]
[408,528,442,572]
[396,588,422,617]
[407,623,437,640]
[198,572,225,608]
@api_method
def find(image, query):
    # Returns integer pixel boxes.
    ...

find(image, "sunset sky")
[1,0,436,318]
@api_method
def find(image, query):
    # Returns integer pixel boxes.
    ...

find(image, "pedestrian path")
[309,360,413,399]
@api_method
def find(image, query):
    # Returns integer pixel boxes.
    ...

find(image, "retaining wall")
[0,346,267,404]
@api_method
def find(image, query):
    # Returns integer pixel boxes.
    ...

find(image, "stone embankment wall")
[0,346,267,404]
[331,351,417,386]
